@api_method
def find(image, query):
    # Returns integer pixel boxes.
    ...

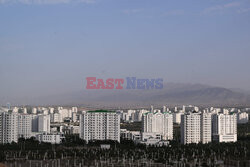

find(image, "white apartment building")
[121,110,136,122]
[173,112,184,124]
[43,109,49,115]
[181,112,201,144]
[50,113,63,123]
[201,112,212,144]
[0,111,18,144]
[181,112,212,144]
[23,108,27,114]
[59,109,72,120]
[18,114,32,139]
[72,112,77,122]
[72,107,78,113]
[38,115,50,133]
[32,108,37,114]
[12,107,19,113]
[142,111,173,140]
[183,105,199,112]
[49,107,54,114]
[212,113,237,142]
[79,111,120,143]
[237,112,249,124]
[135,109,149,122]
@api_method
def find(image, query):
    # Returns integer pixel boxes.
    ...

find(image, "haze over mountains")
[5,83,250,108]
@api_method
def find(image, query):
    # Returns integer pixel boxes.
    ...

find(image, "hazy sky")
[0,0,250,104]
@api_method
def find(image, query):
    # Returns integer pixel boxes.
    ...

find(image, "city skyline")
[1,1,250,166]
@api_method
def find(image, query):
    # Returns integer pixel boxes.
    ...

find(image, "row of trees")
[1,135,250,164]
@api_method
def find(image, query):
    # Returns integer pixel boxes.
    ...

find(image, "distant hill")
[25,83,250,108]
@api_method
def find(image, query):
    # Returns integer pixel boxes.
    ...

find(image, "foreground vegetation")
[0,122,250,166]
[1,135,250,166]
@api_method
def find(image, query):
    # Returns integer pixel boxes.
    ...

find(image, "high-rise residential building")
[212,113,237,142]
[32,108,37,114]
[0,111,18,144]
[134,109,149,122]
[201,112,212,144]
[43,109,49,115]
[181,112,201,144]
[49,107,54,114]
[38,115,50,133]
[173,112,184,124]
[142,111,173,140]
[72,107,78,113]
[50,113,63,123]
[31,115,39,132]
[59,109,71,120]
[237,112,249,124]
[72,112,77,122]
[163,106,166,112]
[23,108,27,114]
[79,111,120,143]
[12,107,19,113]
[181,112,212,144]
[18,114,32,139]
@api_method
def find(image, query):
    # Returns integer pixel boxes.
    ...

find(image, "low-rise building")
[120,129,141,141]
[36,133,65,144]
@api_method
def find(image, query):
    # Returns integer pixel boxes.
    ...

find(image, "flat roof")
[87,110,116,113]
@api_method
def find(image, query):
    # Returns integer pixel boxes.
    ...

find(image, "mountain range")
[21,83,250,108]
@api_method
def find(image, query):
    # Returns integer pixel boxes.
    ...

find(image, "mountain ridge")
[9,83,249,108]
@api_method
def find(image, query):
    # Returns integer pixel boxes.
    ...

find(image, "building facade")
[181,112,212,144]
[237,112,249,124]
[181,112,201,144]
[79,111,120,142]
[212,113,237,142]
[142,111,173,140]
[38,115,50,133]
[36,133,65,144]
[18,114,32,139]
[0,111,18,144]
[201,112,212,144]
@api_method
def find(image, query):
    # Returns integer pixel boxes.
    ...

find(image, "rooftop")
[87,110,116,113]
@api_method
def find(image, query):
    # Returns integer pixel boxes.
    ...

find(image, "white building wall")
[32,108,37,114]
[173,112,184,124]
[201,112,211,144]
[18,114,32,139]
[38,115,50,133]
[0,112,18,144]
[72,112,77,122]
[50,113,63,123]
[142,111,173,140]
[212,113,237,142]
[80,111,120,143]
[181,112,201,144]
[36,133,64,144]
